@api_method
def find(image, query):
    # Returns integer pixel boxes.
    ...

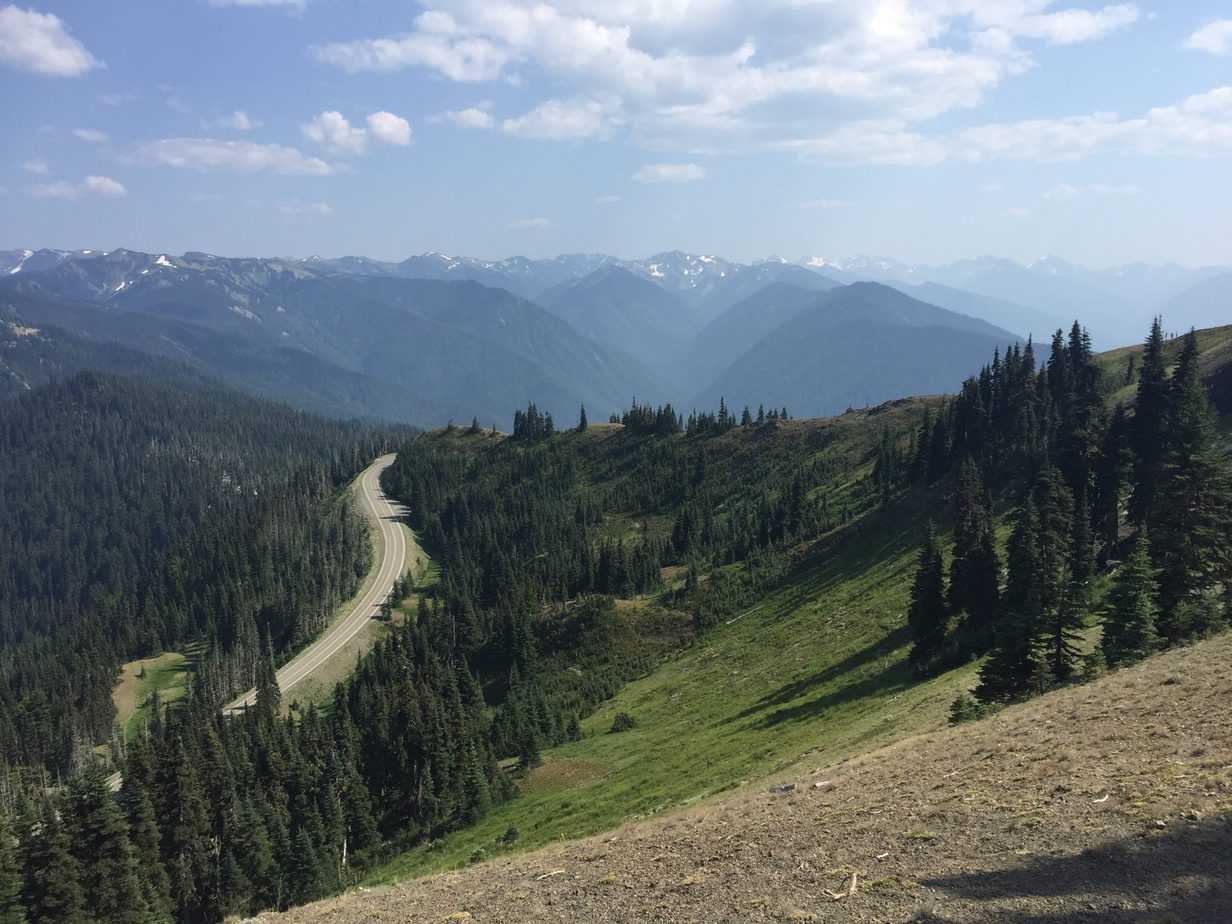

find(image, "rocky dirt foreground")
[261,635,1232,923]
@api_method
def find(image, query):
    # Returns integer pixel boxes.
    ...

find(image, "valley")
[5,4,1229,921]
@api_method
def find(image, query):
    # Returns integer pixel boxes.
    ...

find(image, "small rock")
[444,914,472,922]
[1154,819,1167,829]
[1185,809,1203,821]
[812,780,832,790]
[769,783,796,794]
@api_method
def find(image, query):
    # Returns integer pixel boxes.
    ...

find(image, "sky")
[1,1,1231,267]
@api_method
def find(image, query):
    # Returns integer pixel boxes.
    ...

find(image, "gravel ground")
[258,634,1232,924]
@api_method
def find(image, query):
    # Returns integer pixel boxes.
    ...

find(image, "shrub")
[948,693,986,725]
[609,712,637,733]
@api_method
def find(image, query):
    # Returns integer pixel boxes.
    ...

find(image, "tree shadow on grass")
[718,624,914,730]
[918,815,1232,922]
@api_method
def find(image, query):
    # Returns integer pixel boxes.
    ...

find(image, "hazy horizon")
[3,2,1232,266]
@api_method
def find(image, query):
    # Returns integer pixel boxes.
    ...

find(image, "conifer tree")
[949,459,1000,649]
[1130,317,1169,525]
[21,805,87,924]
[977,498,1044,702]
[255,633,282,722]
[156,735,215,922]
[1102,531,1161,667]
[1094,404,1131,554]
[121,780,173,921]
[577,404,588,433]
[462,744,492,823]
[63,768,150,924]
[1048,486,1091,683]
[1151,332,1232,638]
[0,814,23,924]
[907,523,948,671]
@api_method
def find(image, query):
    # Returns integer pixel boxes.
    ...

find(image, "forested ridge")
[0,372,394,774]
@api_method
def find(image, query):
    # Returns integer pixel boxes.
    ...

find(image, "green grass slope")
[368,324,1232,885]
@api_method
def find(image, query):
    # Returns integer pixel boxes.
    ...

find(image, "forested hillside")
[0,373,392,773]
[0,322,1226,924]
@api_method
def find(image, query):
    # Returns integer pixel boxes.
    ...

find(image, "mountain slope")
[1,259,659,425]
[539,265,697,388]
[691,283,1020,416]
[900,281,1063,340]
[1160,272,1232,334]
[688,282,830,386]
[266,631,1232,923]
[694,261,840,323]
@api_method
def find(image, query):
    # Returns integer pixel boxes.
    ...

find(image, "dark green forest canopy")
[0,371,397,773]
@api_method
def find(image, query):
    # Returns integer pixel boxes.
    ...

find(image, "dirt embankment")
[261,634,1232,923]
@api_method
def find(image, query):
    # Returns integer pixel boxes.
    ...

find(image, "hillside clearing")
[260,631,1232,923]
[112,650,194,738]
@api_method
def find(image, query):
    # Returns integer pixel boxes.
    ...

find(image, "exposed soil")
[259,634,1232,923]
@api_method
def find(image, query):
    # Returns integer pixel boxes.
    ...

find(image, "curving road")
[223,453,409,714]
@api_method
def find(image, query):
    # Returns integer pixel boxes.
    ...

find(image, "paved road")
[222,453,408,713]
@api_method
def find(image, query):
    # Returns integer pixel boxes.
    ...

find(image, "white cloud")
[21,158,49,174]
[310,1,1143,150]
[502,98,620,141]
[436,105,495,129]
[139,138,335,175]
[1185,20,1232,56]
[311,21,507,81]
[302,110,368,155]
[367,110,412,146]
[510,216,550,229]
[1001,4,1138,45]
[780,86,1232,166]
[83,175,126,197]
[205,110,261,131]
[30,175,126,199]
[0,5,101,76]
[279,200,333,216]
[594,194,620,204]
[633,163,705,183]
[1044,182,1139,201]
[799,198,846,210]
[73,128,108,144]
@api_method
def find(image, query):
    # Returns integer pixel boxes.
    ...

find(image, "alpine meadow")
[1,2,1231,922]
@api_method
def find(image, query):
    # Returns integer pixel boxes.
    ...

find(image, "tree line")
[903,321,1230,705]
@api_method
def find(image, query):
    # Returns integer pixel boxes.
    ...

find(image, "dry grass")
[259,632,1232,923]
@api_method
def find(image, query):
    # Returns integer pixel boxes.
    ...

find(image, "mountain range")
[2,246,1226,425]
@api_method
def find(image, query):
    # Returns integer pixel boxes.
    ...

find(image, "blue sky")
[2,1,1230,266]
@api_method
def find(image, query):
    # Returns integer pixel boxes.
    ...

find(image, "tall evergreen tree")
[63,768,150,924]
[907,523,948,671]
[949,460,1000,650]
[977,498,1044,703]
[1130,317,1170,525]
[21,805,87,924]
[121,779,174,922]
[1102,531,1161,667]
[156,735,215,923]
[577,403,588,433]
[1153,330,1232,639]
